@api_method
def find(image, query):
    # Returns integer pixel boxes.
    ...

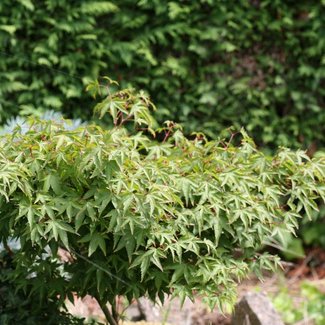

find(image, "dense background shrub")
[0,0,324,150]
[0,84,324,324]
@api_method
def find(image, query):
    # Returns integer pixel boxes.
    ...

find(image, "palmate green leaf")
[170,264,186,284]
[56,220,76,234]
[130,250,157,281]
[88,233,107,257]
[105,160,120,179]
[75,206,86,232]
[58,228,70,250]
[43,174,62,195]
[27,206,34,228]
[45,220,74,248]
[93,97,112,119]
[96,269,104,297]
[65,202,75,221]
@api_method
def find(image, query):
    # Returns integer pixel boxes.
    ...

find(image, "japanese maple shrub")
[0,81,324,324]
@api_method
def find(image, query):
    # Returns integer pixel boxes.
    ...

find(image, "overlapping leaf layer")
[0,87,324,310]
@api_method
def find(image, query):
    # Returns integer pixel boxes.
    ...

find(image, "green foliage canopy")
[0,85,324,321]
[0,0,324,149]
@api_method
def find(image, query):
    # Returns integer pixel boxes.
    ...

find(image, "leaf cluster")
[0,248,84,325]
[0,86,324,311]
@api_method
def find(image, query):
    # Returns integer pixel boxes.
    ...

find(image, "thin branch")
[163,129,171,143]
[95,294,118,325]
[111,297,119,323]
[3,240,13,256]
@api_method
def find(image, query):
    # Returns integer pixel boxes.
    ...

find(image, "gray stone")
[124,302,145,322]
[232,292,284,325]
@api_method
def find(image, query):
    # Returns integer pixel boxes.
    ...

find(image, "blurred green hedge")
[0,0,324,150]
